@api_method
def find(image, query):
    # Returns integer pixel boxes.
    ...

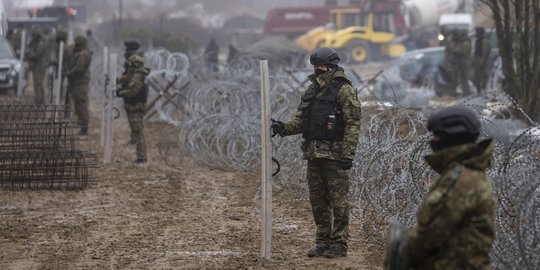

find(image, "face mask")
[315,68,327,76]
[429,139,445,152]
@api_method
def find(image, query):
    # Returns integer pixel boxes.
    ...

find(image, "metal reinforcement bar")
[0,104,96,190]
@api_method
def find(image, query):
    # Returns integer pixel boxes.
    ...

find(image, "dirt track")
[0,96,382,269]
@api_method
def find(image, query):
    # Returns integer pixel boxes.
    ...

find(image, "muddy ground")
[0,91,384,269]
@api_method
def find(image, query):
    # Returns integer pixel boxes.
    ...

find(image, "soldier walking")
[396,106,496,269]
[26,28,48,104]
[272,47,361,258]
[117,54,150,164]
[64,36,92,135]
[472,27,492,93]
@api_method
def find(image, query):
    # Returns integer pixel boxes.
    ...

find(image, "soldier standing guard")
[472,27,492,93]
[64,36,92,135]
[117,54,150,164]
[397,106,496,269]
[272,47,361,258]
[118,40,143,144]
[26,28,48,104]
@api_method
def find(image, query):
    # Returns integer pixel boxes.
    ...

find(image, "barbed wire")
[90,46,539,269]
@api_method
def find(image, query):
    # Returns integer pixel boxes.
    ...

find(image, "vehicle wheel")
[347,41,370,63]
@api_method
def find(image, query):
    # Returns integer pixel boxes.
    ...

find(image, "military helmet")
[310,47,340,66]
[427,106,481,140]
[475,27,486,35]
[56,29,68,43]
[128,54,145,65]
[124,40,140,51]
[73,35,87,47]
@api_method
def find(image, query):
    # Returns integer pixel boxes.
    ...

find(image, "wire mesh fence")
[0,104,97,190]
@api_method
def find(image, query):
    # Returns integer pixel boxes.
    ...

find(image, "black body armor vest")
[299,78,351,140]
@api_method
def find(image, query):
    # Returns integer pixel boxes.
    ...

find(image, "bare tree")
[478,0,540,122]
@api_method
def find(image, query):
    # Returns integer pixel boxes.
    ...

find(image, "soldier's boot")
[134,159,146,164]
[307,245,328,257]
[323,246,347,258]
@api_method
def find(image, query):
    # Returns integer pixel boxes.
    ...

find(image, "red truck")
[263,1,407,39]
[263,6,336,38]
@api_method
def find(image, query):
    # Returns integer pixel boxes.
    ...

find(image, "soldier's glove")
[271,120,285,137]
[339,159,353,170]
[116,89,125,98]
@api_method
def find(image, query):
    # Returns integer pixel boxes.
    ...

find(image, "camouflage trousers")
[472,65,489,93]
[307,158,349,249]
[68,81,89,128]
[32,68,46,104]
[448,63,471,95]
[126,110,146,161]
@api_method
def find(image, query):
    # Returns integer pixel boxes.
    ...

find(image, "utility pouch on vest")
[301,80,346,141]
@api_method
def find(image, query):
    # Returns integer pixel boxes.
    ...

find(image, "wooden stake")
[260,60,272,259]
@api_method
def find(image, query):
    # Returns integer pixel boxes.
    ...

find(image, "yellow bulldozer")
[295,2,407,63]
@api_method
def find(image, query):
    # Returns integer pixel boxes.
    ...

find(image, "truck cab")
[437,13,474,43]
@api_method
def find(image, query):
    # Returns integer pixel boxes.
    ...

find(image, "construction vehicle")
[296,0,407,63]
[294,0,474,63]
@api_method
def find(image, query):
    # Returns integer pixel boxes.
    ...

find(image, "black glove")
[271,120,285,137]
[339,159,353,170]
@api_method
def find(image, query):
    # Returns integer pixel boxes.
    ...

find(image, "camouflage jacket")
[283,69,361,160]
[26,38,48,70]
[404,139,496,270]
[65,48,92,84]
[118,67,150,112]
[472,37,491,68]
[442,35,471,71]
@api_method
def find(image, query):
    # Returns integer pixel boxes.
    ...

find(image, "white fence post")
[104,53,117,163]
[260,60,272,259]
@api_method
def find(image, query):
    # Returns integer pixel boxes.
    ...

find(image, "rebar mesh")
[0,104,96,190]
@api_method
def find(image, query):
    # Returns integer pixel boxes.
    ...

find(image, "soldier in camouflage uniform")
[117,54,150,163]
[52,29,72,71]
[65,36,92,135]
[472,27,492,93]
[272,47,361,258]
[26,28,48,104]
[118,40,144,144]
[439,29,472,96]
[8,24,23,57]
[399,106,496,270]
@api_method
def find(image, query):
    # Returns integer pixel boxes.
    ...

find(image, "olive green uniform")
[117,64,150,162]
[404,140,496,270]
[65,39,92,131]
[440,30,472,95]
[472,36,492,93]
[119,51,144,143]
[26,32,48,104]
[282,69,361,250]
